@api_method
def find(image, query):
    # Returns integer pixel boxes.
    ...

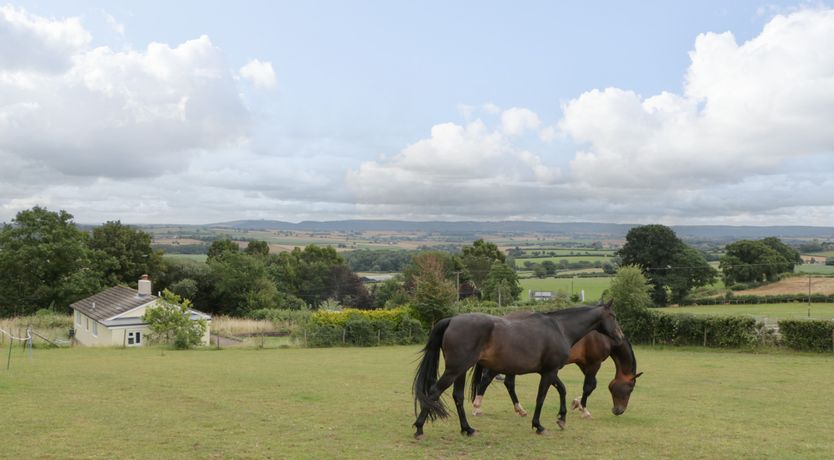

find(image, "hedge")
[618,307,758,348]
[778,319,834,352]
[302,308,425,347]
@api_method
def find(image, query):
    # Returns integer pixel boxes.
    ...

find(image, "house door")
[126,330,143,346]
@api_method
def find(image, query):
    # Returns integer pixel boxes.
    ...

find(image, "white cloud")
[562,8,834,193]
[500,107,541,136]
[239,59,277,90]
[0,5,91,73]
[0,6,252,180]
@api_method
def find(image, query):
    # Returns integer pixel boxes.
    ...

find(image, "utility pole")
[453,271,462,300]
[808,275,812,317]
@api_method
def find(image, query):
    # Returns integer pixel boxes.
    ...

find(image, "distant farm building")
[70,276,211,347]
[529,290,554,301]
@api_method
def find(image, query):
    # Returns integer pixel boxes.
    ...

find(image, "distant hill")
[208,219,834,240]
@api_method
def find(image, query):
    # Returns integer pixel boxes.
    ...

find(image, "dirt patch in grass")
[736,277,834,295]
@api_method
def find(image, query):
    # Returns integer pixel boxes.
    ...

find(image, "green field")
[515,255,611,268]
[163,253,208,263]
[663,302,834,321]
[2,345,832,458]
[519,277,611,301]
[795,264,834,275]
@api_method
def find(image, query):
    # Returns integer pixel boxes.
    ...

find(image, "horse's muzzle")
[612,406,625,416]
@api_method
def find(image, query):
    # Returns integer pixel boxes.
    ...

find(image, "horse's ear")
[634,372,644,379]
[603,299,614,309]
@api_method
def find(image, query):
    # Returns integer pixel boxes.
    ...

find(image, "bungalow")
[70,276,211,347]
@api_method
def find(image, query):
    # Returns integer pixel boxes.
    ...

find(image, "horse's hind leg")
[503,375,527,416]
[553,375,568,430]
[453,374,477,436]
[413,371,459,439]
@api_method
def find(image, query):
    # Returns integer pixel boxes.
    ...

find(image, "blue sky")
[2,1,834,225]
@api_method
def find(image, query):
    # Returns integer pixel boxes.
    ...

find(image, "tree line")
[0,207,522,320]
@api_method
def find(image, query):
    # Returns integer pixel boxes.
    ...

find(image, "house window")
[92,321,98,337]
[127,331,142,346]
[86,318,89,331]
[75,311,81,326]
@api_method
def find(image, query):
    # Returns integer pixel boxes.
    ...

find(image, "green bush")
[779,319,834,352]
[301,307,425,347]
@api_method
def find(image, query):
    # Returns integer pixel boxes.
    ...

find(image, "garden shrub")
[618,307,757,348]
[302,307,425,347]
[778,319,834,352]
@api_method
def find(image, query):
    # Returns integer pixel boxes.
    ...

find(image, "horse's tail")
[412,317,452,421]
[470,363,484,402]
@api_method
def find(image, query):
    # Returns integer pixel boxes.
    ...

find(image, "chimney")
[138,275,152,297]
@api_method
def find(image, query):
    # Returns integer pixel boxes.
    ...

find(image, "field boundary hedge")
[778,319,834,352]
[618,307,759,348]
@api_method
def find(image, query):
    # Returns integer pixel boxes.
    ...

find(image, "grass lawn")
[663,302,834,321]
[519,277,611,301]
[2,345,832,458]
[162,253,208,263]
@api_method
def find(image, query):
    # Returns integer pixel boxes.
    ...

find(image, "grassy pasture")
[514,255,611,268]
[519,277,611,301]
[663,302,834,322]
[163,253,208,263]
[2,345,832,458]
[796,264,834,275]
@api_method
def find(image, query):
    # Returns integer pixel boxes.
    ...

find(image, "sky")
[2,1,834,225]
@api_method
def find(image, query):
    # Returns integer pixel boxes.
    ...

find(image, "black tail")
[469,363,484,402]
[412,318,452,421]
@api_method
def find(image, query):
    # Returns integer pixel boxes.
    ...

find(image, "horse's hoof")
[557,419,566,430]
[414,433,425,441]
[516,409,528,417]
[535,428,547,435]
[473,409,482,417]
[570,398,581,411]
[461,428,478,437]
[581,409,592,419]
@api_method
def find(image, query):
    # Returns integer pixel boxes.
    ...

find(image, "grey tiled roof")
[70,285,157,322]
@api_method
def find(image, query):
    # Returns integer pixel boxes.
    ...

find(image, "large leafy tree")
[143,289,207,349]
[720,237,799,285]
[459,239,506,289]
[617,224,715,305]
[209,252,277,315]
[88,221,163,285]
[207,239,240,261]
[267,245,356,309]
[480,261,521,305]
[0,207,103,315]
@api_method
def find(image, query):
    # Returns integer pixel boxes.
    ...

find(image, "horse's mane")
[624,337,637,374]
[541,305,596,317]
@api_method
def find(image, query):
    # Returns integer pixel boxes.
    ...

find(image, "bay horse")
[471,330,641,419]
[411,301,624,439]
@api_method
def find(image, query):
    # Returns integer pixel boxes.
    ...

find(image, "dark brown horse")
[472,330,641,419]
[411,302,624,439]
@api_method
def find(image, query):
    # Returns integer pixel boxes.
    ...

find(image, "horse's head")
[597,299,625,345]
[609,371,643,415]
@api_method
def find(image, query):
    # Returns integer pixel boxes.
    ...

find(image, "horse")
[411,301,624,439]
[471,329,642,419]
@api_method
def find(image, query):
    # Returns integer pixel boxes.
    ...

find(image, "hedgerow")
[778,319,834,352]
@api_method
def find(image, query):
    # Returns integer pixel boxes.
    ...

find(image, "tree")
[88,221,163,285]
[410,253,457,326]
[143,289,207,349]
[266,245,355,309]
[0,207,103,316]
[156,258,212,310]
[370,277,409,309]
[720,238,798,285]
[480,261,521,305]
[617,224,715,305]
[459,239,506,289]
[603,265,652,337]
[329,265,372,309]
[207,239,240,261]
[209,252,276,315]
[244,240,270,257]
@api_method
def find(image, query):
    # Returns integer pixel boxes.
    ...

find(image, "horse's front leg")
[473,369,498,416]
[503,375,527,416]
[570,363,599,419]
[553,375,567,429]
[531,371,556,434]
